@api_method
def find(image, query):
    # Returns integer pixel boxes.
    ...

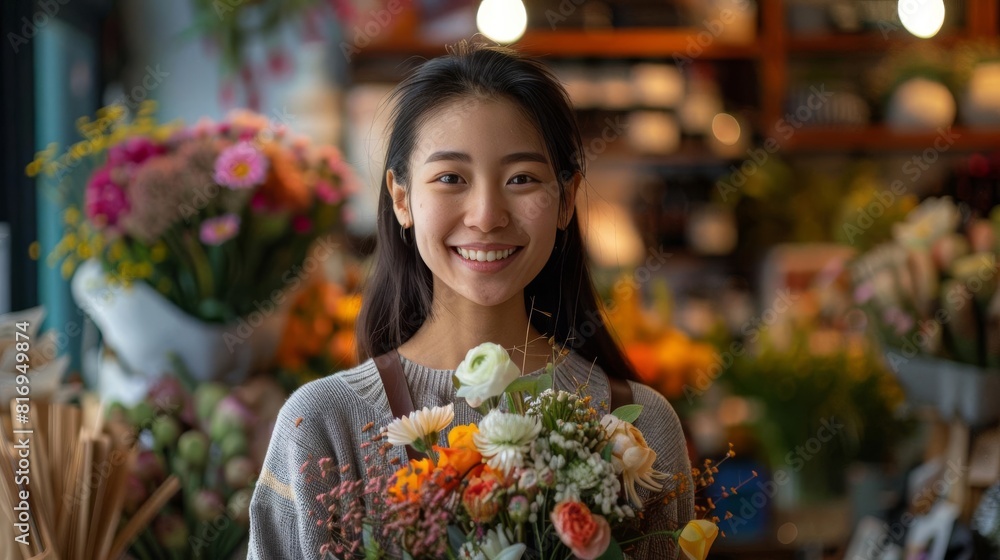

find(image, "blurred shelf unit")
[779,126,1000,152]
[352,0,1000,153]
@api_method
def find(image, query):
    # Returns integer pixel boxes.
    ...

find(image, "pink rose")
[550,501,610,560]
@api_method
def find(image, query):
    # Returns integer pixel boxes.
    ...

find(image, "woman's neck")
[397,290,554,373]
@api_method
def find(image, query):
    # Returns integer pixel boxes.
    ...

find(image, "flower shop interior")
[2,0,1000,558]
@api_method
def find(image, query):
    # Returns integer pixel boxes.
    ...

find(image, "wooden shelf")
[360,29,762,59]
[787,33,965,53]
[779,126,1000,152]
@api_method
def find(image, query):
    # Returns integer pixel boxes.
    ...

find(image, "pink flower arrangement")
[32,101,357,324]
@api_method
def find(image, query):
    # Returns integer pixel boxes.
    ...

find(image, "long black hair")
[356,41,639,382]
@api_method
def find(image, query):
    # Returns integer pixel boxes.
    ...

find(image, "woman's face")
[389,97,577,309]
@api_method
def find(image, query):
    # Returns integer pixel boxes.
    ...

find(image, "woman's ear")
[387,169,411,227]
[558,172,582,229]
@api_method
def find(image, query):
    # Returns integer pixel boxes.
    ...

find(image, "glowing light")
[898,0,945,38]
[711,113,741,146]
[777,522,798,545]
[477,0,528,44]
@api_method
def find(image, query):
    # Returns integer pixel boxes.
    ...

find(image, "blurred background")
[2,0,1000,558]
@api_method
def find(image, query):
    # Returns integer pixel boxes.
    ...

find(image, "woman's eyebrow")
[425,150,471,164]
[501,152,548,165]
[423,151,549,165]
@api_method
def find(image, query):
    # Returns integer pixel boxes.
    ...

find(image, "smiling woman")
[247,41,694,560]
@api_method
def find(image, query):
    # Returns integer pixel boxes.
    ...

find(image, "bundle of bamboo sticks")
[0,396,180,560]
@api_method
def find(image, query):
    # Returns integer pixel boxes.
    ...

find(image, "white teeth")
[456,247,517,262]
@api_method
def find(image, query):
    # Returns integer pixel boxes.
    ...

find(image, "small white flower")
[385,404,454,448]
[474,410,541,475]
[455,343,522,408]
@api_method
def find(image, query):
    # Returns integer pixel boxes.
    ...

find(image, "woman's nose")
[464,184,509,232]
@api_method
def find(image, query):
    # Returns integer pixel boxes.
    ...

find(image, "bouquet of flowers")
[850,196,1000,368]
[27,101,357,324]
[306,343,720,560]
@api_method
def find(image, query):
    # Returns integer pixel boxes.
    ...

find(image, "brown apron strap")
[608,376,633,413]
[373,350,423,462]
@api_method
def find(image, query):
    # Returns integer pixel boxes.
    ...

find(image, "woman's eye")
[508,174,536,185]
[436,174,463,184]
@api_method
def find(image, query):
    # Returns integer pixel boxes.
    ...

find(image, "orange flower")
[388,458,435,503]
[260,142,310,211]
[550,501,611,560]
[461,474,501,523]
[434,445,483,478]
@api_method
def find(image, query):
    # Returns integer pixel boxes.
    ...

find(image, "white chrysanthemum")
[385,404,454,448]
[474,410,541,476]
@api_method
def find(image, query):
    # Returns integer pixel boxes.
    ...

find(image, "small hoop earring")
[400,225,411,246]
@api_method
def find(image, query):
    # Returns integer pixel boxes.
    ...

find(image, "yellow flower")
[60,259,76,280]
[448,423,479,451]
[150,243,168,263]
[64,208,81,225]
[678,520,719,560]
[76,243,92,260]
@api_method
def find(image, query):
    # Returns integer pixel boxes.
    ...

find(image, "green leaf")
[596,538,624,560]
[447,525,467,552]
[602,442,613,462]
[504,376,538,394]
[535,373,553,394]
[612,404,643,424]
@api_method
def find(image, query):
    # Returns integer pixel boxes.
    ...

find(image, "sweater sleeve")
[627,381,695,560]
[248,388,341,560]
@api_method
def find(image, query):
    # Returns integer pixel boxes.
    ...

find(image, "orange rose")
[461,474,500,523]
[550,501,610,560]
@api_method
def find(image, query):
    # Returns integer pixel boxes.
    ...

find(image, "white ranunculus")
[601,414,668,508]
[454,343,521,408]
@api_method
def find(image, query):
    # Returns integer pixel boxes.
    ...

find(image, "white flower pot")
[71,260,292,397]
[882,349,1000,427]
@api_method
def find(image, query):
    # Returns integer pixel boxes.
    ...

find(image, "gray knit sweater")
[247,351,694,559]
